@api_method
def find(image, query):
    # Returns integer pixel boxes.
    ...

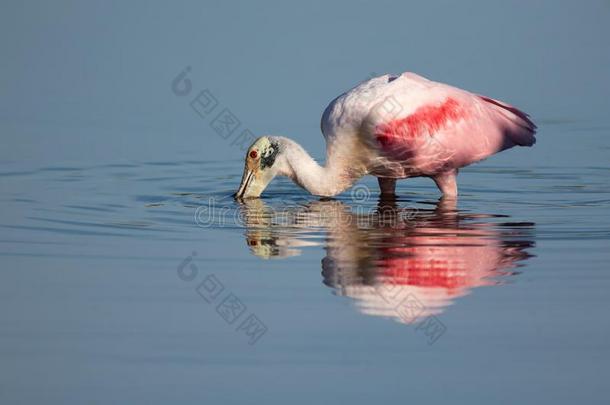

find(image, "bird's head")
[234,136,284,199]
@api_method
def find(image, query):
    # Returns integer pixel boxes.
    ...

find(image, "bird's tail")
[479,96,537,146]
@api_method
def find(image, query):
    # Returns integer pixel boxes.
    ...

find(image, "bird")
[235,72,536,199]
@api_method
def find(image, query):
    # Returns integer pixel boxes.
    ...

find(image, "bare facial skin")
[235,137,280,199]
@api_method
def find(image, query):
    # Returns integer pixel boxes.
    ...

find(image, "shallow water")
[1,125,610,403]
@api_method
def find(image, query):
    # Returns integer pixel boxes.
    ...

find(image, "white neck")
[275,137,361,197]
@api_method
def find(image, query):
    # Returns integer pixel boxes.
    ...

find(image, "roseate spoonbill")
[235,72,536,199]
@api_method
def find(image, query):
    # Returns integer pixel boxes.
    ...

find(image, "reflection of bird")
[238,198,535,324]
[235,72,536,199]
[240,199,318,259]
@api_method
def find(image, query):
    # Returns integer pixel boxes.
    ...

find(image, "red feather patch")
[375,97,465,151]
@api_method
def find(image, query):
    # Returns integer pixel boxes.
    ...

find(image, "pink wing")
[359,73,536,177]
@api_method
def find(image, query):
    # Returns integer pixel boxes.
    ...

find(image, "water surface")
[1,142,609,403]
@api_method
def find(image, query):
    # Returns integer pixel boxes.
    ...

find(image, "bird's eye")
[249,150,258,159]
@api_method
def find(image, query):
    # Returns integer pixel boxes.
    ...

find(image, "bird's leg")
[432,169,458,197]
[377,177,396,196]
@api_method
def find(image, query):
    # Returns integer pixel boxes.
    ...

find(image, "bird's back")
[321,72,536,178]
